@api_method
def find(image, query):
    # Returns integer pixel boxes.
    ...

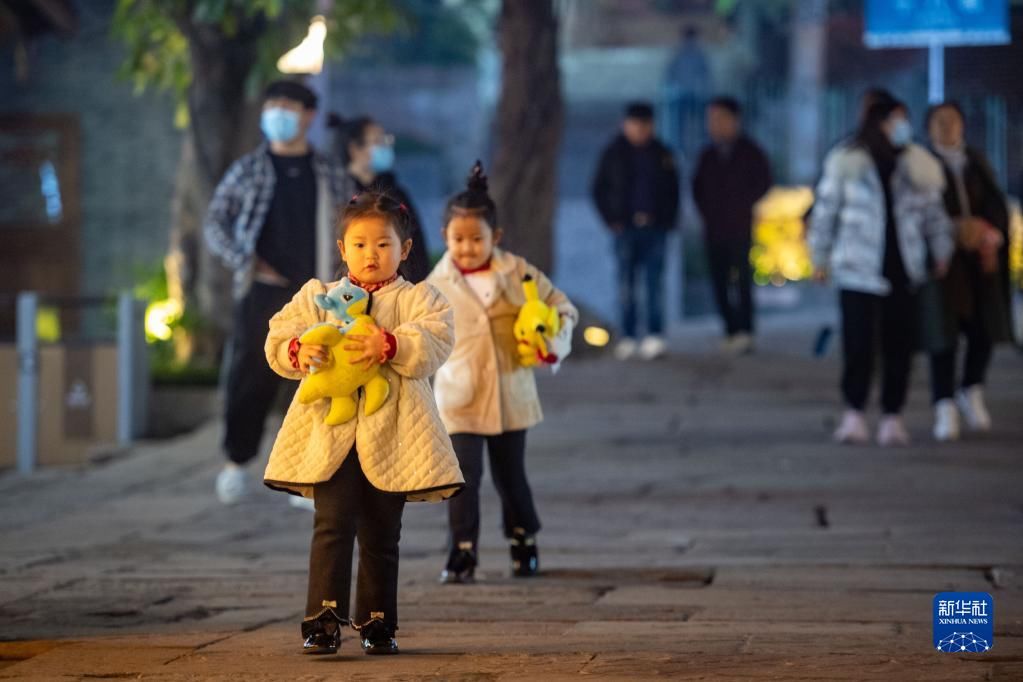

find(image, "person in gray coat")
[808,95,953,447]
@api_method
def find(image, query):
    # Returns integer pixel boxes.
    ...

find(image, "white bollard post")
[117,291,134,445]
[16,292,39,475]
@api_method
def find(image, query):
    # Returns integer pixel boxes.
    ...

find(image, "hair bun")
[466,160,489,194]
[326,112,345,129]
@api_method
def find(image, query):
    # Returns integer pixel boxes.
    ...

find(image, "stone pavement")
[1,316,1021,680]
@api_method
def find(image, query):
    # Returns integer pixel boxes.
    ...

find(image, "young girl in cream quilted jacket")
[427,162,577,584]
[263,191,463,656]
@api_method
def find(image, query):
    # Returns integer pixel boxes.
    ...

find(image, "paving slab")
[0,320,1021,679]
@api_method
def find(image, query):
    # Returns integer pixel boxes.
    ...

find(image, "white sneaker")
[638,335,667,360]
[721,332,754,356]
[932,399,960,442]
[289,495,316,512]
[833,409,869,444]
[614,337,638,360]
[956,385,992,431]
[877,415,911,447]
[216,464,249,505]
[730,332,754,355]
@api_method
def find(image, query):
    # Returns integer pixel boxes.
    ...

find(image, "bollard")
[16,292,39,475]
[117,292,148,445]
[117,292,133,445]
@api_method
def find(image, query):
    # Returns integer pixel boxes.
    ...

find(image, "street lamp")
[277,15,327,74]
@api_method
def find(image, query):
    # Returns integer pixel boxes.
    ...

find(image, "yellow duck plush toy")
[296,278,390,425]
[513,274,561,368]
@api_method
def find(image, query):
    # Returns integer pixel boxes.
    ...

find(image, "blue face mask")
[261,107,301,143]
[369,144,395,173]
[888,118,913,147]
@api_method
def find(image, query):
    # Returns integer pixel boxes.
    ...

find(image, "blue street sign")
[865,0,1010,47]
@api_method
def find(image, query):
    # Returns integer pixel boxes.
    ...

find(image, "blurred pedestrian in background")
[924,101,1013,442]
[692,96,771,355]
[808,94,953,447]
[592,101,680,361]
[205,80,350,505]
[664,25,711,107]
[330,114,432,283]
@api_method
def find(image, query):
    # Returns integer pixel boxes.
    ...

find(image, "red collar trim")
[456,259,492,276]
[348,272,399,293]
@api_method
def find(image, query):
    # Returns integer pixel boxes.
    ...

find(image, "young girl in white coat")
[428,162,578,583]
[263,191,463,655]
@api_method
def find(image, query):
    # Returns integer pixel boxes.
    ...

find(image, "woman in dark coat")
[328,114,432,283]
[926,102,1013,441]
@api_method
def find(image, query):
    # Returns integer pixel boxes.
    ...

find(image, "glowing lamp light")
[1009,198,1022,287]
[751,186,815,285]
[36,307,61,343]
[583,326,610,347]
[277,16,327,75]
[145,299,183,342]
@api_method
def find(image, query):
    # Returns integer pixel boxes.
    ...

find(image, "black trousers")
[839,288,917,415]
[706,239,754,336]
[306,452,406,629]
[448,430,540,547]
[929,315,993,403]
[223,282,298,465]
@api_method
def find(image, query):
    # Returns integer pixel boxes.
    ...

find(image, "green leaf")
[113,0,400,127]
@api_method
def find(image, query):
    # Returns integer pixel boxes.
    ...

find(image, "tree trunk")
[165,20,262,364]
[490,0,563,275]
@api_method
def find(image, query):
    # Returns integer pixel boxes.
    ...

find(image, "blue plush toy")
[313,279,368,334]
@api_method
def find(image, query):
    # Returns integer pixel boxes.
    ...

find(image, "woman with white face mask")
[327,114,431,283]
[808,93,954,447]
[924,102,1013,442]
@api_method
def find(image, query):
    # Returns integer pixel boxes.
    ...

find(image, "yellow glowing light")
[1009,198,1022,288]
[751,186,815,284]
[583,326,610,347]
[277,16,326,75]
[36,306,61,343]
[145,298,183,342]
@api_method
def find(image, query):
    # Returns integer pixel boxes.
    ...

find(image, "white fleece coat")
[262,277,464,502]
[427,249,578,436]
[808,142,954,295]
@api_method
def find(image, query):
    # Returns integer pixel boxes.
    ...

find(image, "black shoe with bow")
[439,541,477,584]
[301,606,345,655]
[357,617,399,655]
[510,531,539,577]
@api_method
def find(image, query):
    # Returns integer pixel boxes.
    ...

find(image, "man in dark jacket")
[692,96,772,354]
[592,101,680,360]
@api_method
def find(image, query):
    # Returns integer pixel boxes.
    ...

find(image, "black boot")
[301,606,345,654]
[439,541,477,584]
[510,530,539,577]
[356,616,399,655]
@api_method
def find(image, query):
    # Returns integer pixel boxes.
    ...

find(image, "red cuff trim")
[382,331,397,362]
[288,337,301,370]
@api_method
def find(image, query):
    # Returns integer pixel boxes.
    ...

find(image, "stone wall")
[0,0,181,296]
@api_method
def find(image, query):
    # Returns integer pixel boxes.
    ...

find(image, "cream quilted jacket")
[262,277,464,502]
[427,248,578,436]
